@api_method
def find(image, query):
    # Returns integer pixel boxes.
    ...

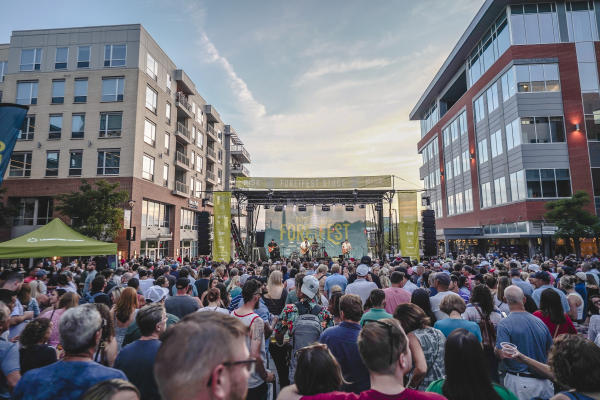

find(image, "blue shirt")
[324,273,348,297]
[434,318,482,342]
[0,338,19,399]
[511,278,533,297]
[114,339,161,400]
[495,311,552,375]
[13,360,127,400]
[532,285,569,313]
[319,322,370,393]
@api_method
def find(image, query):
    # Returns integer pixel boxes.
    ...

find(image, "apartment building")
[0,24,252,259]
[412,1,600,256]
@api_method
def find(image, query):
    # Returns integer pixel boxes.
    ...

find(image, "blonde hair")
[380,275,391,289]
[267,270,283,294]
[227,276,240,293]
[111,287,124,304]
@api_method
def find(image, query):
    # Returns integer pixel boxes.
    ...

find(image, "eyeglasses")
[207,358,257,387]
[366,319,396,366]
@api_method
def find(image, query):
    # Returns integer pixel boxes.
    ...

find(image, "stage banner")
[236,175,392,190]
[0,104,29,186]
[264,205,367,259]
[212,192,231,262]
[397,191,419,261]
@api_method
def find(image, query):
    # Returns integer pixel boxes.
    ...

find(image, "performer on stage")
[300,238,310,261]
[342,239,352,259]
[268,239,280,261]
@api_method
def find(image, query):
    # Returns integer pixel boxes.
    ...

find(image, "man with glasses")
[232,279,275,400]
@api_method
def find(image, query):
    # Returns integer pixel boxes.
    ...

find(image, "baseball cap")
[528,263,541,272]
[35,270,47,278]
[175,278,190,289]
[434,272,451,286]
[532,271,551,282]
[301,275,319,299]
[145,286,167,303]
[356,264,369,277]
[360,256,372,266]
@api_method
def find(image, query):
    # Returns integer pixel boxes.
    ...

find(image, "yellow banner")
[235,175,392,190]
[397,191,419,261]
[212,192,231,262]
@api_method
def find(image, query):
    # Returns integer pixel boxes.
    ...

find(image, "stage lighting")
[359,204,366,209]
[345,205,354,211]
[322,205,331,212]
[274,205,284,212]
[246,205,254,212]
[298,205,307,212]
[263,205,270,210]
[374,204,383,211]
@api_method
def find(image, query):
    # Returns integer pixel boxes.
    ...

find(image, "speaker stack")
[197,211,211,255]
[421,209,437,257]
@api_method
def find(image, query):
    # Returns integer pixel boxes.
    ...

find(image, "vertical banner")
[0,104,29,186]
[212,192,231,262]
[397,191,419,261]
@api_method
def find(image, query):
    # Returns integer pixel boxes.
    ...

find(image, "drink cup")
[500,342,518,357]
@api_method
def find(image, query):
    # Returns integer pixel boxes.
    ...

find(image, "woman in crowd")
[463,284,504,326]
[111,287,139,351]
[38,291,79,347]
[533,288,577,338]
[226,275,242,298]
[434,295,482,341]
[93,303,118,367]
[82,379,140,400]
[199,278,220,304]
[110,287,124,308]
[427,329,516,400]
[588,295,600,345]
[198,288,229,314]
[18,283,40,318]
[215,283,230,309]
[495,276,511,315]
[411,288,437,324]
[39,288,66,315]
[560,275,584,324]
[19,318,57,374]
[126,278,145,308]
[28,279,48,310]
[328,291,343,326]
[394,303,445,391]
[263,270,288,318]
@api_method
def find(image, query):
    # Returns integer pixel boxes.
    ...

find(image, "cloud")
[296,57,395,85]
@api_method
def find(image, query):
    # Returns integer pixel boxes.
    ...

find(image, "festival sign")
[265,205,367,259]
[212,192,231,261]
[235,175,392,190]
[397,191,419,261]
[0,104,29,186]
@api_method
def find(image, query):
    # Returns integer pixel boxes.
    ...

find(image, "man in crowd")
[13,304,126,400]
[345,264,378,305]
[83,275,110,306]
[319,294,370,393]
[530,271,569,312]
[165,278,200,319]
[324,264,348,297]
[510,268,533,296]
[114,303,166,400]
[383,272,411,314]
[429,273,461,321]
[0,302,19,398]
[0,272,32,339]
[82,262,96,296]
[194,267,212,298]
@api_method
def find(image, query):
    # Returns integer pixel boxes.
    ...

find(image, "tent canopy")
[0,218,117,258]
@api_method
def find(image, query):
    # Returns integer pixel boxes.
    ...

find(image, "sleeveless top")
[567,292,584,321]
[114,309,138,352]
[232,310,266,389]
[411,327,446,391]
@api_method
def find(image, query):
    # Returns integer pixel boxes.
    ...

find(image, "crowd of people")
[0,252,599,400]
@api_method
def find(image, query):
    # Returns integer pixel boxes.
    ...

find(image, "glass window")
[97,150,120,175]
[540,169,557,197]
[49,114,62,139]
[45,151,59,177]
[529,65,545,92]
[446,161,453,180]
[165,102,171,124]
[486,83,499,113]
[549,117,565,142]
[145,85,157,113]
[539,11,559,43]
[491,130,503,158]
[567,2,598,41]
[555,169,572,197]
[196,154,203,172]
[74,78,88,103]
[474,95,485,122]
[526,169,542,198]
[578,62,599,92]
[51,80,65,104]
[101,77,124,102]
[524,12,541,44]
[164,132,170,154]
[146,53,158,80]
[516,65,531,92]
[71,114,85,139]
[77,46,90,68]
[166,74,172,92]
[55,47,68,69]
[462,150,470,174]
[20,48,42,71]
[494,176,508,204]
[16,81,38,105]
[521,117,536,143]
[543,64,560,91]
[142,154,154,181]
[501,66,516,101]
[104,44,126,67]
[481,182,493,208]
[585,113,600,141]
[69,151,82,176]
[144,119,156,146]
[478,138,489,163]
[535,117,551,143]
[468,12,510,86]
[0,61,6,83]
[99,112,122,137]
[163,164,169,187]
[18,115,35,141]
[592,168,600,196]
[9,152,32,177]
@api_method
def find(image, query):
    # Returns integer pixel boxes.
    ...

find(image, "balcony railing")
[206,125,217,139]
[206,147,216,159]
[231,164,250,176]
[174,181,189,194]
[204,192,214,204]
[206,170,215,181]
[176,122,191,141]
[231,145,251,162]
[176,151,190,167]
[175,92,193,113]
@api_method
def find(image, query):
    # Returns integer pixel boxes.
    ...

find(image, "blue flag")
[0,104,29,186]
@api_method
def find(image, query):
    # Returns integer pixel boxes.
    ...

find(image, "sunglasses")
[367,319,396,366]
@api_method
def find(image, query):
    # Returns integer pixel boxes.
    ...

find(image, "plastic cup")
[500,342,518,356]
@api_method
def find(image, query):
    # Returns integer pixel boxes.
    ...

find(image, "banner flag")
[0,104,29,186]
[397,191,419,261]
[212,192,231,262]
[235,175,392,190]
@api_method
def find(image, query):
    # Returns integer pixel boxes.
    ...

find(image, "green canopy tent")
[0,218,117,258]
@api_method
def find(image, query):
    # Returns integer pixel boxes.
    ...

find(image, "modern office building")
[412,0,600,256]
[0,24,252,259]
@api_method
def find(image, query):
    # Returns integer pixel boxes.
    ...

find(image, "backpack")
[288,301,323,383]
[475,306,496,349]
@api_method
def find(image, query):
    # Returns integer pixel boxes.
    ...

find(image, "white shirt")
[345,278,378,305]
[429,291,461,321]
[138,278,155,294]
[403,280,418,294]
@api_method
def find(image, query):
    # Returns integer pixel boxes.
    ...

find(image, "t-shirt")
[301,388,447,400]
[122,313,179,347]
[345,279,378,305]
[532,311,577,337]
[429,292,461,321]
[114,339,161,400]
[19,344,57,374]
[434,318,482,342]
[0,338,19,399]
[360,308,393,326]
[383,287,411,314]
[12,360,127,400]
[165,295,199,319]
[426,379,518,400]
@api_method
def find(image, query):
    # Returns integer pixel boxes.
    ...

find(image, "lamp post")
[127,199,135,261]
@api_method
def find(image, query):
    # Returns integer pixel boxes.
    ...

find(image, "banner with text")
[236,175,392,190]
[265,205,367,259]
[212,192,231,262]
[397,191,419,260]
[0,104,28,186]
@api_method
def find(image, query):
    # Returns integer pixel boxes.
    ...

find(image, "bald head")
[504,285,525,305]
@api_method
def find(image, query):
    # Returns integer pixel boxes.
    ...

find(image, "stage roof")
[233,189,392,206]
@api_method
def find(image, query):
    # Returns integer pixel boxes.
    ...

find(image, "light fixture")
[263,205,270,210]
[359,204,366,209]
[575,123,581,131]
[128,199,136,209]
[298,205,307,212]
[274,205,283,212]
[470,153,476,160]
[322,205,331,212]
[345,205,354,212]
[246,205,254,212]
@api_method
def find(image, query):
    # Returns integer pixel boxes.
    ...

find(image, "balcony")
[205,105,220,123]
[206,125,218,141]
[204,191,214,206]
[175,122,192,144]
[172,181,190,197]
[175,92,193,118]
[206,170,216,183]
[175,151,190,170]
[206,147,216,161]
[231,145,251,163]
[231,163,250,177]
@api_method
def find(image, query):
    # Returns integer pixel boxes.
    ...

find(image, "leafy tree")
[544,190,600,258]
[56,179,129,241]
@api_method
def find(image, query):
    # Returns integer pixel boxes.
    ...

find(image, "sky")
[1,0,483,190]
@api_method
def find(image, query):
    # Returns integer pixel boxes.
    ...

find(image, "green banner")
[236,175,392,190]
[397,191,419,260]
[212,192,231,262]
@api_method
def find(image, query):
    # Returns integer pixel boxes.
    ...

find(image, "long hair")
[442,329,502,400]
[295,344,345,395]
[267,270,283,294]
[115,287,138,323]
[470,284,494,316]
[540,288,566,325]
[58,292,80,310]
[410,288,436,324]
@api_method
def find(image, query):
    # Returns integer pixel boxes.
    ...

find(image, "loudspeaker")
[421,210,436,257]
[255,231,265,248]
[198,211,211,255]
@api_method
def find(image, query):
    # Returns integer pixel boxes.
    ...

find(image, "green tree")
[56,179,129,241]
[544,190,600,258]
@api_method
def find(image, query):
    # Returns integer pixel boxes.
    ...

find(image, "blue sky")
[1,0,482,188]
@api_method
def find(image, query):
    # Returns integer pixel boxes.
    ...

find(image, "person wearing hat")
[345,264,378,306]
[530,271,569,313]
[510,269,533,297]
[429,273,462,321]
[164,278,200,319]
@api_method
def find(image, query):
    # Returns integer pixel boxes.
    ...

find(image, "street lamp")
[127,199,135,260]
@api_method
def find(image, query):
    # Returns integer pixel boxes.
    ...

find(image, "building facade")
[412,1,600,256]
[0,24,252,259]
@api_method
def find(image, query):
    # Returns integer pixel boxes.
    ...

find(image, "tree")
[544,190,600,258]
[56,179,129,241]
[0,188,18,226]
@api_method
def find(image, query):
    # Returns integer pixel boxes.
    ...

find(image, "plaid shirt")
[274,297,333,335]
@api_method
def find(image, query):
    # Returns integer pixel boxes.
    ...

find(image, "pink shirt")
[302,389,446,400]
[383,287,412,314]
[39,308,66,347]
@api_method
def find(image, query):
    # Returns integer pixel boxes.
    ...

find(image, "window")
[49,114,62,139]
[513,64,560,93]
[51,80,65,104]
[481,182,493,208]
[585,113,600,141]
[447,194,455,216]
[486,83,499,113]
[142,154,154,181]
[526,168,571,198]
[490,130,503,158]
[45,151,59,177]
[99,112,123,138]
[420,103,438,137]
[55,47,68,69]
[196,127,203,148]
[13,198,53,226]
[576,42,599,92]
[166,74,172,92]
[474,95,485,123]
[217,169,222,184]
[194,179,202,198]
[165,102,171,125]
[146,53,158,80]
[593,168,600,196]
[478,138,489,163]
[144,119,156,146]
[494,176,508,205]
[196,154,202,172]
[18,115,35,140]
[520,116,565,143]
[74,78,88,103]
[142,200,170,228]
[69,151,82,176]
[16,81,38,105]
[0,61,6,82]
[101,77,124,102]
[104,44,126,67]
[567,1,598,42]
[446,161,453,180]
[180,209,197,230]
[455,192,464,214]
[510,3,559,45]
[97,150,120,175]
[72,114,85,139]
[145,85,157,113]
[191,150,196,170]
[77,46,90,68]
[164,132,170,154]
[505,118,522,150]
[443,127,450,147]
[218,149,223,163]
[465,188,473,212]
[462,150,470,174]
[501,66,516,101]
[20,48,42,71]
[163,164,169,187]
[510,170,527,201]
[468,12,509,86]
[9,152,32,177]
[453,156,461,177]
[196,108,203,124]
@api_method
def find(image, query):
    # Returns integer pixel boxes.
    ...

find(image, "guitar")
[300,241,310,255]
[268,243,278,253]
[342,241,352,255]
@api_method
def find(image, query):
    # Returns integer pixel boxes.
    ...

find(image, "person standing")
[429,273,461,321]
[383,272,412,314]
[164,278,200,319]
[345,265,378,305]
[0,303,19,399]
[530,271,569,313]
[324,264,348,297]
[361,290,392,325]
